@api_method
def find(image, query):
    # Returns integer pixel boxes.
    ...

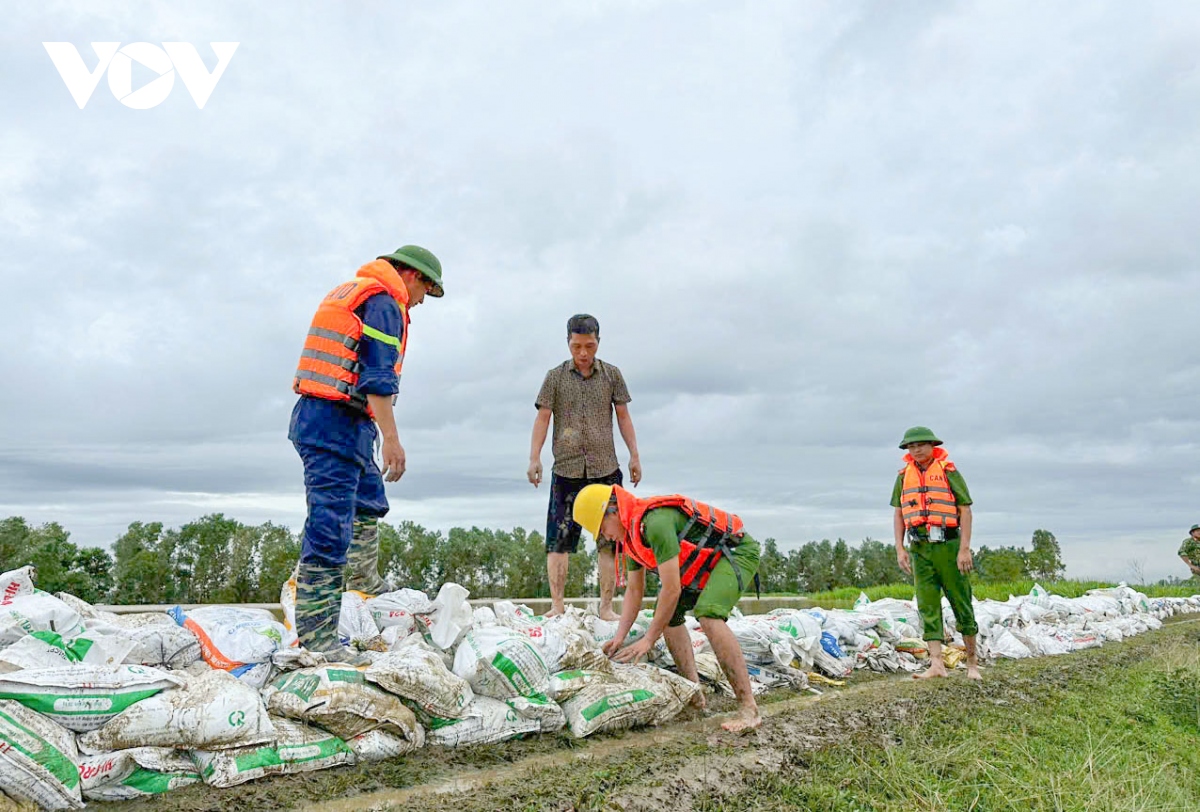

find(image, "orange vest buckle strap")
[613,488,747,593]
[293,260,411,417]
[899,448,960,529]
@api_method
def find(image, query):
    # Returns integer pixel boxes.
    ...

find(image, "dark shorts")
[545,468,624,554]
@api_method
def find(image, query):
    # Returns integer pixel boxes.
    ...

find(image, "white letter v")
[43,42,119,109]
[164,42,239,109]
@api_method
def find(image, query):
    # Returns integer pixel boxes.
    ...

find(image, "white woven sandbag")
[263,664,423,744]
[192,716,355,788]
[78,667,275,752]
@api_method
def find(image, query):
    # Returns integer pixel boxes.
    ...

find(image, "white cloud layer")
[1,1,1197,581]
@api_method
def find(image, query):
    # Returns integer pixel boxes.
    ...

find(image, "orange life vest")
[293,260,410,416]
[612,486,746,591]
[899,447,959,529]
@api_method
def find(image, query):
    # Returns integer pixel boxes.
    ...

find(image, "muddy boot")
[296,561,369,666]
[343,516,394,596]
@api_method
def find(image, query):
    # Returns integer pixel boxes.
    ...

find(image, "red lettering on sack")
[79,759,116,780]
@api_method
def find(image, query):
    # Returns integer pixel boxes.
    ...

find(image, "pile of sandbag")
[0,566,713,809]
[3,558,1197,809]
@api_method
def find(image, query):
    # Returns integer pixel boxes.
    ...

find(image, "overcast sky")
[1,2,1197,582]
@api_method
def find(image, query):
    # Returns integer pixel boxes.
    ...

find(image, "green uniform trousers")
[911,538,979,641]
[668,536,760,627]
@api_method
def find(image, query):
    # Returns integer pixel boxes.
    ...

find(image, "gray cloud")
[1,1,1198,582]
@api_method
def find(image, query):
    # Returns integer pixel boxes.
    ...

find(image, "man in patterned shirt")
[528,314,642,620]
[1178,524,1200,579]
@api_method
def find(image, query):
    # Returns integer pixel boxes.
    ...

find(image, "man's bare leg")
[700,617,760,732]
[664,624,705,710]
[964,634,981,680]
[596,544,620,621]
[546,552,568,617]
[914,639,949,679]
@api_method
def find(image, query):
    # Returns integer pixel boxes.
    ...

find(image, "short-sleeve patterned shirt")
[1179,535,1200,567]
[536,359,631,479]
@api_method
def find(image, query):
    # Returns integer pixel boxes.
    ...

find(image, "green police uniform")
[627,507,760,627]
[891,466,979,641]
[1179,534,1200,570]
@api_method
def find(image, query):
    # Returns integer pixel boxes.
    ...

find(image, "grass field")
[802,579,1200,609]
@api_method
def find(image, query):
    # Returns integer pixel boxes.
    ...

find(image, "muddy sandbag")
[725,616,793,667]
[365,645,474,720]
[0,665,182,732]
[424,696,541,747]
[346,728,421,762]
[560,663,699,739]
[0,699,83,810]
[55,595,202,669]
[504,694,565,733]
[78,667,275,752]
[192,716,355,788]
[452,626,552,703]
[0,593,86,649]
[547,669,614,702]
[168,606,284,684]
[0,630,135,673]
[263,665,423,744]
[108,614,202,669]
[78,747,200,801]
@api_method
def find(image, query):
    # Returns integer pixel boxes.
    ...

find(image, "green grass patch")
[695,623,1200,812]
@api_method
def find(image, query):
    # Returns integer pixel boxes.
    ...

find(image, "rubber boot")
[295,561,369,666]
[343,516,394,596]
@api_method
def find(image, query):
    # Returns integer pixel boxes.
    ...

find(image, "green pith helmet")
[899,426,943,449]
[378,245,444,297]
[1191,524,1200,533]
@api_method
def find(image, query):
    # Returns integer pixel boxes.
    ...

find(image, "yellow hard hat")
[572,484,615,539]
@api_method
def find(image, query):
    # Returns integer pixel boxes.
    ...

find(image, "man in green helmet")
[891,426,981,680]
[1178,524,1200,579]
[289,245,444,663]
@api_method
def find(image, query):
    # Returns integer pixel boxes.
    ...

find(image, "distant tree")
[857,538,906,586]
[974,545,1029,583]
[1027,529,1065,581]
[379,521,443,595]
[111,521,171,604]
[757,538,789,593]
[256,523,301,602]
[0,518,114,604]
[830,539,857,587]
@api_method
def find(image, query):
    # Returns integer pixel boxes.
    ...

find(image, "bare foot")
[966,665,982,681]
[914,666,949,680]
[598,608,621,622]
[543,606,565,618]
[721,708,762,733]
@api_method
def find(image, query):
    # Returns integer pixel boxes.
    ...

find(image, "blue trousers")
[294,441,389,569]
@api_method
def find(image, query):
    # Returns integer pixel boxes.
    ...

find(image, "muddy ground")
[87,616,1200,812]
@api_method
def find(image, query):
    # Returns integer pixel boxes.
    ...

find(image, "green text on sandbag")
[0,708,80,789]
[0,687,163,717]
[580,690,655,722]
[491,652,534,695]
[123,767,198,795]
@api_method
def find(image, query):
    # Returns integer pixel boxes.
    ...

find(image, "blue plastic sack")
[820,631,845,658]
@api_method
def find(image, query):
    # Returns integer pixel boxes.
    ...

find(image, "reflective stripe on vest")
[293,260,411,416]
[899,454,959,529]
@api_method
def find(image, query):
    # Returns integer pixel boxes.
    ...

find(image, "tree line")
[1,513,1067,605]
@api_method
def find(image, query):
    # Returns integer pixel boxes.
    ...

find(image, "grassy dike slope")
[94,616,1200,812]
